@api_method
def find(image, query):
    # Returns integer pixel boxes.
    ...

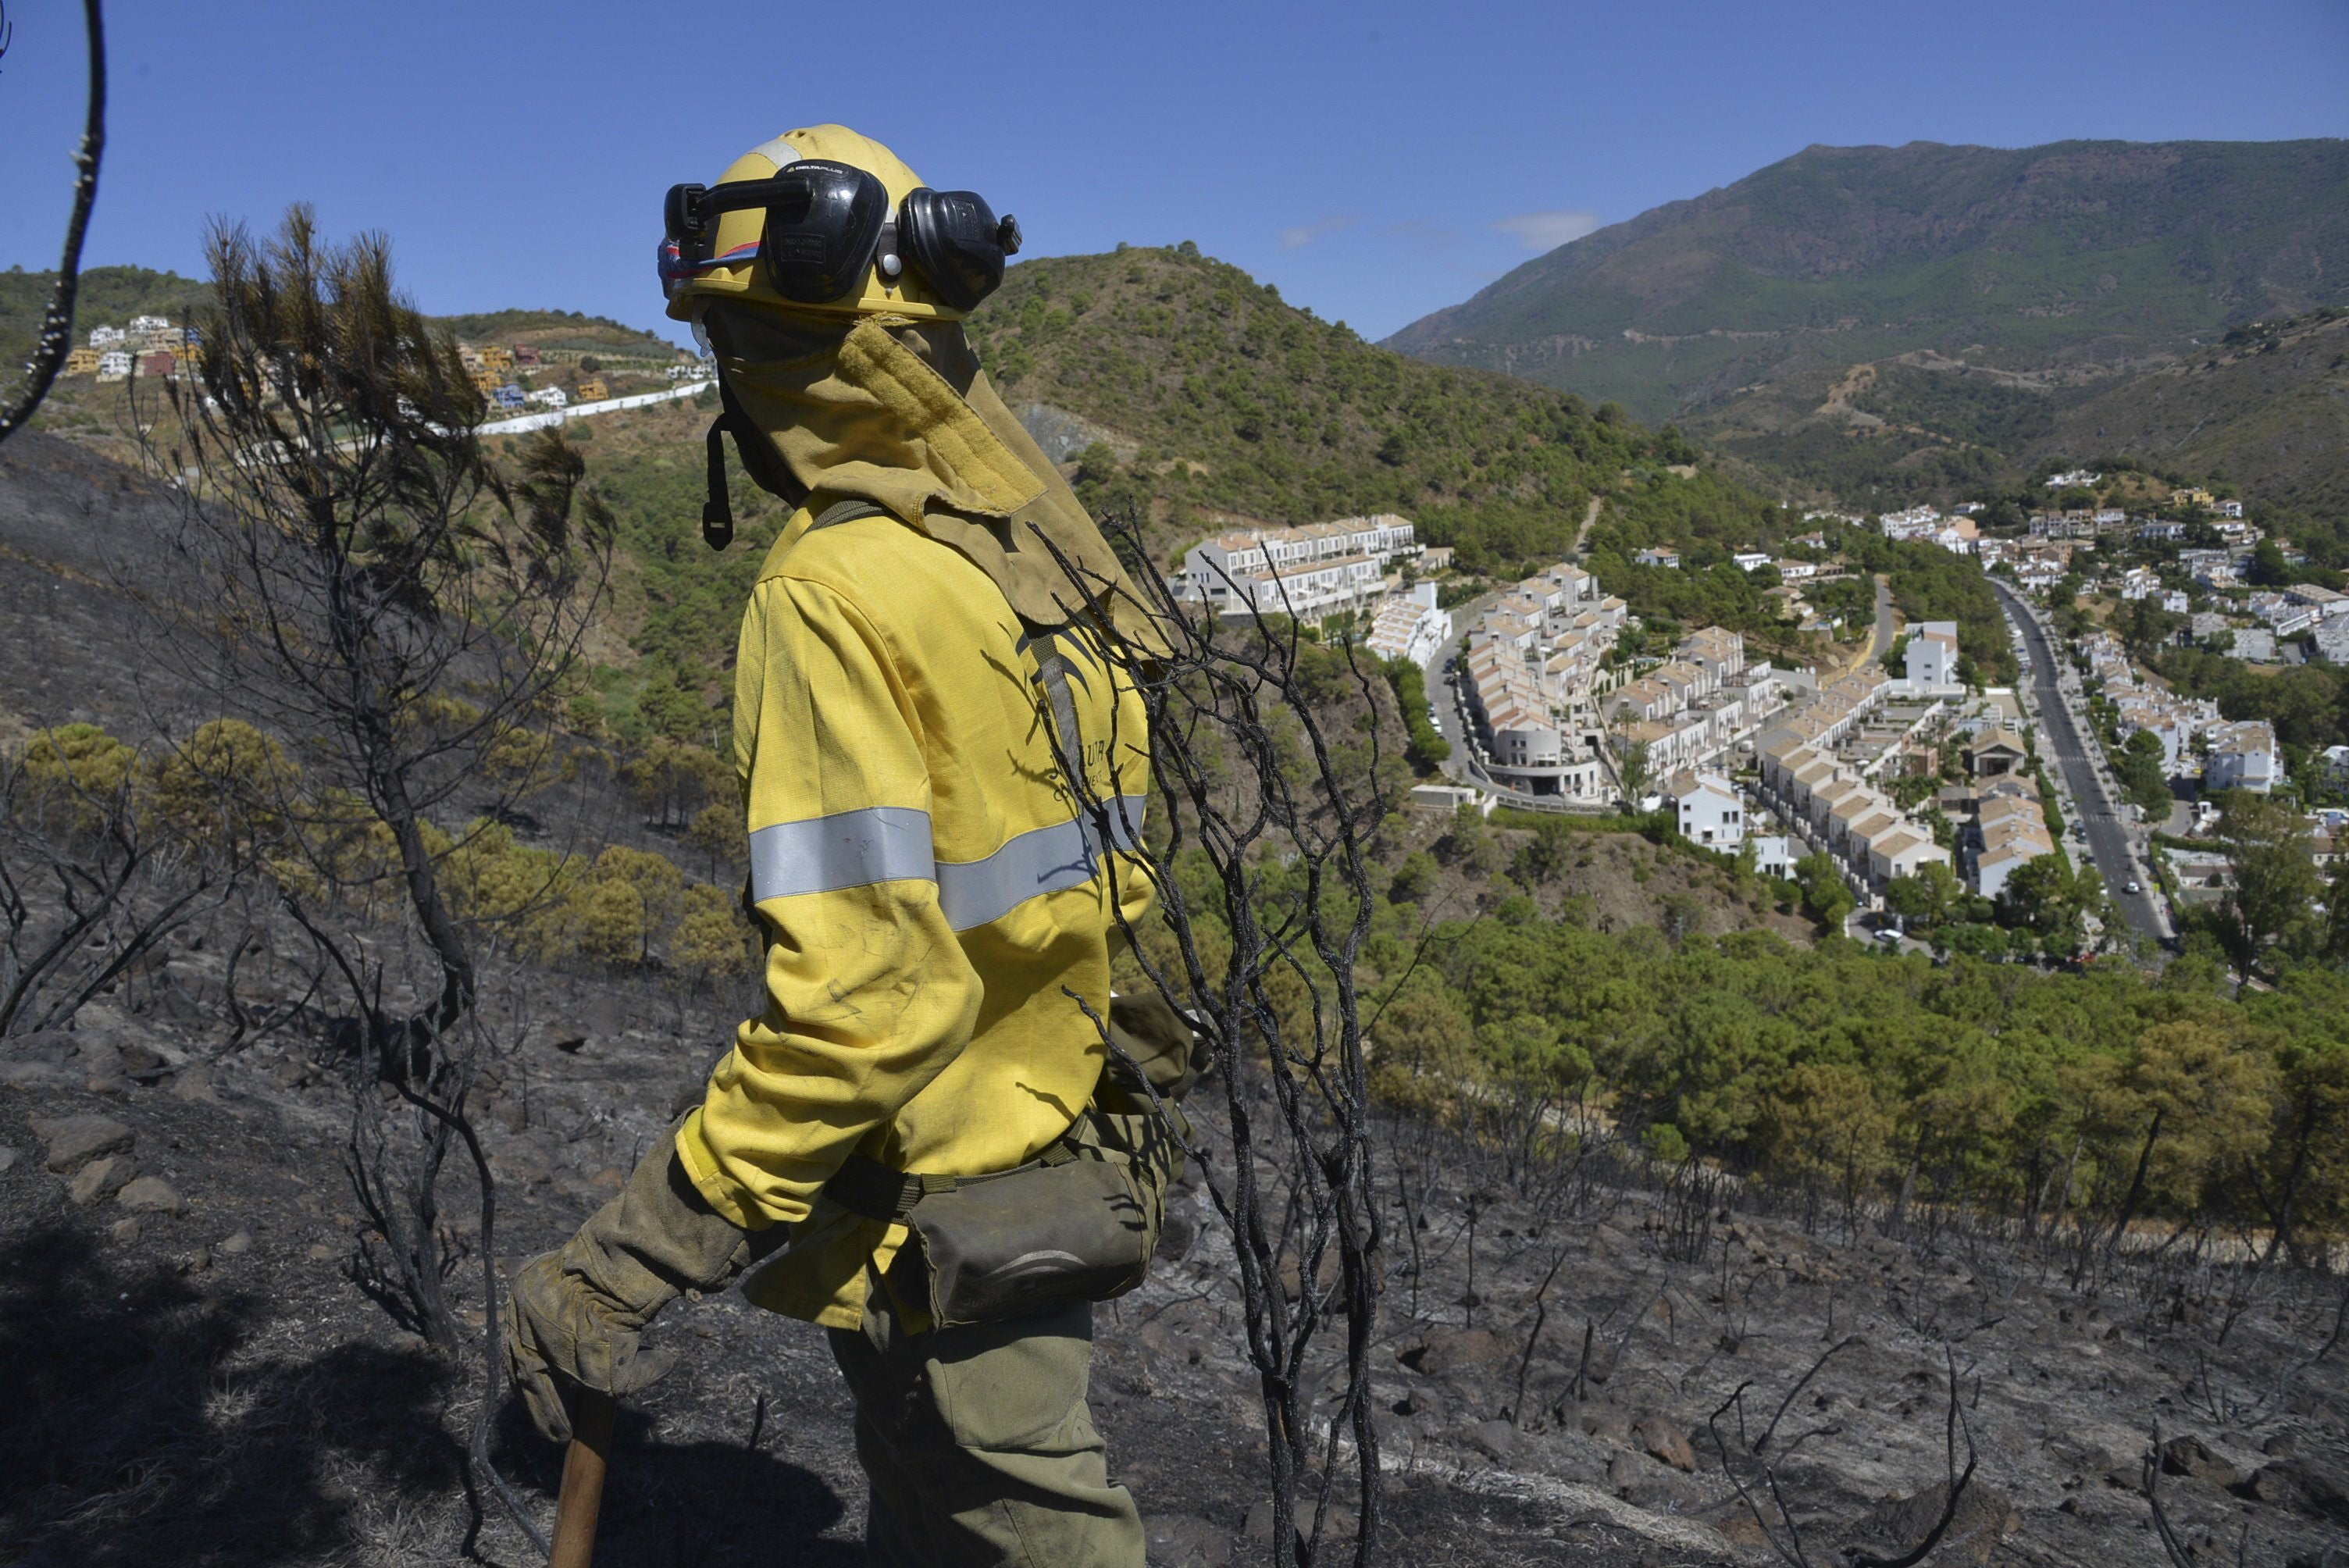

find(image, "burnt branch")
[1031,510,1392,1566]
[0,0,105,446]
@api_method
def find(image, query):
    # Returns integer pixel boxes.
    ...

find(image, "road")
[1989,577,2171,945]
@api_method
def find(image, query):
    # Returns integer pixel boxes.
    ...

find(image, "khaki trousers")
[827,1269,1146,1566]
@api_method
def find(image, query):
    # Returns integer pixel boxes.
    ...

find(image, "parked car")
[2124,879,2142,894]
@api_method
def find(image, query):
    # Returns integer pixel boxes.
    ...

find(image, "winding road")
[1988,577,2171,945]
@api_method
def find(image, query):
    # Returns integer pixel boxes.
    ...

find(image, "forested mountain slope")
[1385,140,2349,509]
[961,244,1694,574]
[2048,305,2349,519]
[1388,139,2349,420]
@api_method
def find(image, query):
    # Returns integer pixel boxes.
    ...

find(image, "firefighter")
[504,126,1199,1565]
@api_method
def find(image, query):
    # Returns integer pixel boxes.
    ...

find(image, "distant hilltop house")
[526,387,569,410]
[62,347,101,376]
[1634,546,1680,568]
[513,344,542,366]
[490,383,527,411]
[95,349,134,383]
[88,324,125,348]
[1732,551,1772,572]
[2172,487,2215,509]
[127,314,171,337]
[1878,506,1976,554]
[574,378,609,403]
[2044,469,2102,489]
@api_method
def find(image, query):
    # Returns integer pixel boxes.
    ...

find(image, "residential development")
[1174,515,1421,622]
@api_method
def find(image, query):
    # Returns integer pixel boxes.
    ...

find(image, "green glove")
[502,1124,752,1443]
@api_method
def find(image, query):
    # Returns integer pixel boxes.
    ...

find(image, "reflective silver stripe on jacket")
[752,795,1148,930]
[749,806,936,902]
[1086,793,1150,858]
[936,796,1149,930]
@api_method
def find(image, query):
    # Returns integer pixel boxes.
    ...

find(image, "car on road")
[2125,879,2142,895]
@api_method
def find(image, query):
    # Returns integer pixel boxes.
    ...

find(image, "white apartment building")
[1177,515,1418,623]
[2205,721,2279,794]
[1972,777,2055,900]
[95,349,132,382]
[1363,583,1452,666]
[1666,769,1745,848]
[1904,621,1961,690]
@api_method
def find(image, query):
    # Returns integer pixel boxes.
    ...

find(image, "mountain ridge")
[1386,137,2349,422]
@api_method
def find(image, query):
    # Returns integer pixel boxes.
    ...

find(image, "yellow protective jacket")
[675,499,1153,1328]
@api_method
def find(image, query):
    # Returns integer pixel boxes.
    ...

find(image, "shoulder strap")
[807,497,891,534]
[1022,627,1093,786]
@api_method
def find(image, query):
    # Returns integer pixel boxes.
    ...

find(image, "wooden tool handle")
[548,1388,617,1568]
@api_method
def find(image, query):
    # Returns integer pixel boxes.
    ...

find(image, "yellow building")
[575,377,608,402]
[63,347,101,376]
[2172,487,2215,508]
[478,345,515,372]
[470,368,504,396]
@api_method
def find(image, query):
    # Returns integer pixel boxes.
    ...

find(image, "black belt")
[822,1137,1081,1223]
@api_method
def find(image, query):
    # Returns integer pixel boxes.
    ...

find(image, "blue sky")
[3,0,2345,347]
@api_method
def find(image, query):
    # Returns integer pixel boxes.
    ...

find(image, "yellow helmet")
[659,125,1019,324]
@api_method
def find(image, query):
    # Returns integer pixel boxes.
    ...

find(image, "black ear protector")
[897,188,1021,313]
[663,162,1020,311]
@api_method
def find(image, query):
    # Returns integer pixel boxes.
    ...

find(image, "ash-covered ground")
[4,969,2344,1566]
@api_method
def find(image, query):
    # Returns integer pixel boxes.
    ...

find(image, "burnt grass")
[4,960,2347,1566]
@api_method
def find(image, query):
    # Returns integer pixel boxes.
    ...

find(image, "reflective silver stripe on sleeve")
[936,795,1150,931]
[748,806,936,903]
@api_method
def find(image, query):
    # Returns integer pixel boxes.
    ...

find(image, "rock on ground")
[31,1113,134,1173]
[116,1175,185,1214]
[69,1153,140,1206]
